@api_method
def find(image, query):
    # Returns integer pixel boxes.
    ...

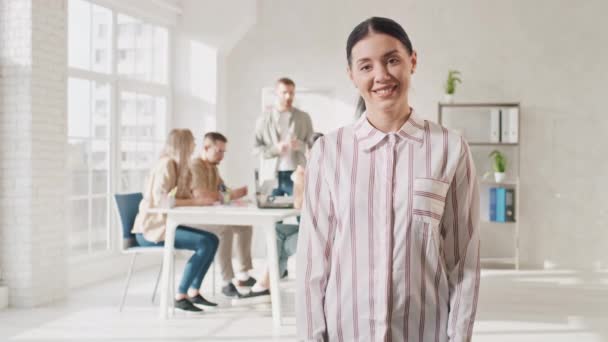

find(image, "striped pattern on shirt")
[296,110,480,342]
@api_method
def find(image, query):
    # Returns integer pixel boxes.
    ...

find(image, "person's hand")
[232,186,248,199]
[277,141,289,154]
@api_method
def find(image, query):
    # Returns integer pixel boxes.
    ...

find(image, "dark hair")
[204,132,228,144]
[308,132,324,148]
[346,17,414,117]
[276,77,296,88]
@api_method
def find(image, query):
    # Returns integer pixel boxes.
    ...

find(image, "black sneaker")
[241,288,270,298]
[233,288,271,305]
[235,277,257,287]
[222,283,240,297]
[189,294,218,307]
[281,270,288,279]
[174,298,202,312]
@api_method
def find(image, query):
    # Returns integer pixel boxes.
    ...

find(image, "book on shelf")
[505,188,515,222]
[489,187,515,222]
[489,188,497,221]
[500,107,519,143]
[490,108,500,142]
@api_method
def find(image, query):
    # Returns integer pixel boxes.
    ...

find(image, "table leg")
[159,217,178,319]
[264,223,282,332]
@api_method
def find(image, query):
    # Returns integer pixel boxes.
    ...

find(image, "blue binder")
[490,187,507,222]
[495,187,507,222]
[489,188,497,221]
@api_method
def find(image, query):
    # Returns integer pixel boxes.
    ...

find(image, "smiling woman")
[296,17,481,342]
[348,17,416,120]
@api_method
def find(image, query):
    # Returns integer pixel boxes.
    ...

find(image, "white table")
[148,204,300,330]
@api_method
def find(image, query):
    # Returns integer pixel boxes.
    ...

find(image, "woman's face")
[348,32,416,115]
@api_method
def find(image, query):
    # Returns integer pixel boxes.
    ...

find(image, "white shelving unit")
[438,102,520,269]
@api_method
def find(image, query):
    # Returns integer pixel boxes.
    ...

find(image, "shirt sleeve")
[441,138,481,342]
[253,116,280,158]
[189,159,206,191]
[296,137,336,341]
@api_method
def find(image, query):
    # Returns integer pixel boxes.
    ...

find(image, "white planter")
[0,286,8,310]
[443,93,454,103]
[494,172,506,183]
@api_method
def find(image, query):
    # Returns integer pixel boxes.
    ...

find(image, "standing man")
[190,132,256,298]
[254,77,314,196]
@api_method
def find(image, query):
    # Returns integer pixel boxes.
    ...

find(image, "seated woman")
[132,129,219,312]
[242,133,323,299]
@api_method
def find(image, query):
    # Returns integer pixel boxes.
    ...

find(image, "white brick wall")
[0,0,67,308]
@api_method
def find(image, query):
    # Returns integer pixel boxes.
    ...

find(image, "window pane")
[137,94,153,138]
[69,78,111,138]
[68,199,89,254]
[154,27,168,83]
[91,197,108,252]
[120,91,137,139]
[154,97,167,140]
[135,24,153,82]
[91,139,109,194]
[120,92,167,141]
[117,14,137,78]
[92,82,110,138]
[68,0,92,69]
[68,0,112,72]
[67,138,89,196]
[68,78,91,138]
[91,4,112,73]
[138,141,157,166]
[117,14,167,83]
[120,169,149,193]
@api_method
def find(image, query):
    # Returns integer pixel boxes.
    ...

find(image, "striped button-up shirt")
[296,110,480,342]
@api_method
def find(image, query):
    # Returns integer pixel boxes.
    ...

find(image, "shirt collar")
[354,109,425,151]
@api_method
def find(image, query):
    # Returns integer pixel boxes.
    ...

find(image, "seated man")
[190,132,256,297]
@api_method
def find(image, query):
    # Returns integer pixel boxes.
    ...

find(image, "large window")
[68,0,170,257]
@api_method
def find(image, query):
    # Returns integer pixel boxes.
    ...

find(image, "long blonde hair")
[161,129,194,198]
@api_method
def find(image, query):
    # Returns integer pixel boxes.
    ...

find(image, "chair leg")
[212,260,216,296]
[151,261,163,304]
[119,253,138,312]
[170,254,176,315]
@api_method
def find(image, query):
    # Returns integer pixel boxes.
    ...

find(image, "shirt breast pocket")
[412,177,450,228]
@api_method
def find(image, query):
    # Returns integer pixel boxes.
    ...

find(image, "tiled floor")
[1,261,608,341]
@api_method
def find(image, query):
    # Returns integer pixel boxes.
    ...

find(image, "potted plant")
[444,70,461,103]
[489,150,506,182]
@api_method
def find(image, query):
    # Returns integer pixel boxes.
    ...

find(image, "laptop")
[254,169,294,209]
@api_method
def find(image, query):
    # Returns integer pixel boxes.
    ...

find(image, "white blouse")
[296,110,480,342]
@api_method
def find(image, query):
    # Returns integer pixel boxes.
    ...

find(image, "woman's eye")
[388,57,400,64]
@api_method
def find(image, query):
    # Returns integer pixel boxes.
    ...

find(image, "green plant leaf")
[489,150,507,173]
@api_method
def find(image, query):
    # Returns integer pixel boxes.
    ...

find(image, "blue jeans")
[272,170,300,223]
[276,224,299,276]
[136,226,219,294]
[272,170,294,196]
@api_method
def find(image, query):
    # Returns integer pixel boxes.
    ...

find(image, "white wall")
[216,0,608,269]
[0,0,68,307]
[172,0,256,149]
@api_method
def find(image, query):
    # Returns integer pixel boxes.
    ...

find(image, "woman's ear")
[410,50,418,74]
